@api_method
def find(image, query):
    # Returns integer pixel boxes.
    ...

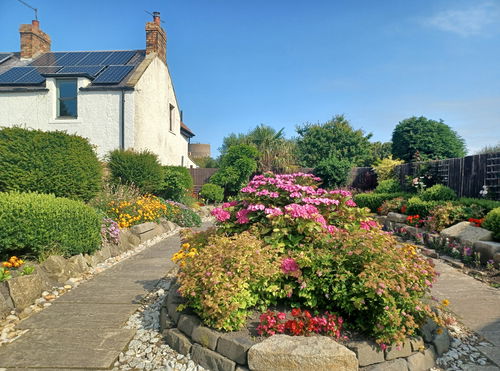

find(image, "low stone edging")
[0,219,179,319]
[160,280,447,371]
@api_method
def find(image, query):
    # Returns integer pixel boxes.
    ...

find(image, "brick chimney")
[19,20,51,59]
[145,11,167,64]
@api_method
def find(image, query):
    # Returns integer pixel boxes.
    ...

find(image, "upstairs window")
[169,104,175,132]
[57,79,77,118]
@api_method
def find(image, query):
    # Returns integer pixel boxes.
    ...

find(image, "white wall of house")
[0,77,135,160]
[134,57,195,167]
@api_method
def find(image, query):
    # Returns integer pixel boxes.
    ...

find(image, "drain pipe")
[120,89,125,149]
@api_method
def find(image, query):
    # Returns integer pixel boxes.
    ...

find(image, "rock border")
[160,281,446,371]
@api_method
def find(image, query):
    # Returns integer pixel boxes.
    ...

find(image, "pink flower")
[211,208,231,222]
[222,201,238,208]
[281,258,300,274]
[345,199,357,207]
[277,312,286,320]
[236,209,250,224]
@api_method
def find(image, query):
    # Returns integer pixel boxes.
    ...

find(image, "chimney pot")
[153,11,161,25]
[145,12,167,64]
[32,20,39,30]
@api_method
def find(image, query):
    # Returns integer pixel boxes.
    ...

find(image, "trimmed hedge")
[108,149,164,194]
[456,198,500,214]
[353,192,411,212]
[0,127,102,202]
[0,192,102,260]
[483,208,500,241]
[406,197,440,217]
[199,183,224,203]
[159,166,193,202]
[420,184,457,201]
[374,179,401,194]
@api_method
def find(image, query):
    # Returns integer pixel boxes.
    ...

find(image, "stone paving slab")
[55,287,147,304]
[17,303,138,330]
[0,328,135,368]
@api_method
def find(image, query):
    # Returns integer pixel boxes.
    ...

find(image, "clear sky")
[1,0,499,157]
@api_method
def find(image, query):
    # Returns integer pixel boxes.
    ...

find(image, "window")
[57,79,77,118]
[169,104,175,132]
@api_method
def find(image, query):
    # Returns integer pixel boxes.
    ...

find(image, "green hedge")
[483,208,500,241]
[0,192,102,260]
[199,183,224,203]
[353,192,411,212]
[420,184,457,201]
[108,149,164,194]
[374,179,401,194]
[405,197,440,217]
[159,166,193,202]
[455,198,500,214]
[0,127,102,202]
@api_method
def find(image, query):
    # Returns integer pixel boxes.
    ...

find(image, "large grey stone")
[441,222,492,245]
[138,224,165,243]
[164,328,192,356]
[161,219,177,232]
[119,229,140,249]
[166,285,185,323]
[387,212,407,223]
[95,245,111,262]
[361,358,408,371]
[473,241,500,264]
[432,329,450,356]
[385,338,412,361]
[406,346,436,371]
[130,222,156,235]
[0,290,12,319]
[159,306,175,331]
[40,255,72,283]
[191,343,236,371]
[420,318,438,343]
[247,335,358,371]
[192,325,220,351]
[178,314,201,338]
[7,272,43,310]
[347,340,385,366]
[217,335,255,365]
[409,337,424,352]
[67,254,88,274]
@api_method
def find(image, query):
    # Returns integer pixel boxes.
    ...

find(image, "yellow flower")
[436,327,443,335]
[441,299,450,307]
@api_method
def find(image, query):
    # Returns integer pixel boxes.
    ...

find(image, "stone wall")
[160,280,445,371]
[0,219,178,319]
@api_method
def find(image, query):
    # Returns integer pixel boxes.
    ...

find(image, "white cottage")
[0,13,196,167]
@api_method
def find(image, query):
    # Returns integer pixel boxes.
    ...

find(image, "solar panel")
[29,52,66,66]
[92,65,134,84]
[76,51,113,66]
[101,51,136,65]
[36,66,63,74]
[57,65,104,77]
[13,69,45,84]
[0,67,35,84]
[0,53,13,64]
[55,52,90,66]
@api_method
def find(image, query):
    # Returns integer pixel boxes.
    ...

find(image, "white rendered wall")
[0,77,135,160]
[134,57,194,167]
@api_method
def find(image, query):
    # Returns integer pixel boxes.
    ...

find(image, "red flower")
[291,308,301,317]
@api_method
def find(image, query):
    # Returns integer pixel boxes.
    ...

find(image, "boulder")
[120,229,140,249]
[40,255,71,283]
[130,222,156,235]
[473,241,500,264]
[361,358,408,371]
[248,335,358,371]
[67,254,88,274]
[440,222,492,246]
[385,338,412,361]
[346,340,385,366]
[406,345,436,371]
[387,212,407,223]
[7,272,43,310]
[0,283,14,319]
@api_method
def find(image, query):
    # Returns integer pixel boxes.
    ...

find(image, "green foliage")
[373,156,404,182]
[391,116,466,162]
[483,208,500,241]
[406,197,440,218]
[424,203,464,232]
[0,127,102,202]
[368,141,393,166]
[0,192,101,260]
[108,149,164,194]
[375,179,401,194]
[89,183,142,215]
[199,183,224,203]
[211,144,259,196]
[176,206,202,228]
[455,198,500,216]
[193,157,219,168]
[296,115,373,167]
[159,166,193,202]
[176,232,281,331]
[353,192,411,213]
[475,143,500,155]
[313,156,353,189]
[420,184,457,201]
[378,197,406,215]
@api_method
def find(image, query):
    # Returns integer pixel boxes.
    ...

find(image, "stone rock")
[440,222,492,246]
[191,325,220,351]
[119,230,140,250]
[108,243,122,257]
[7,273,43,310]
[387,212,407,223]
[130,222,156,235]
[163,328,192,356]
[385,338,412,361]
[409,337,424,352]
[432,328,450,356]
[191,343,236,371]
[247,335,358,371]
[217,335,255,365]
[473,241,500,264]
[0,290,13,319]
[159,306,175,331]
[420,318,438,343]
[347,340,385,366]
[96,245,112,261]
[361,358,408,371]
[40,255,71,283]
[177,314,201,338]
[138,224,165,243]
[406,346,436,371]
[67,254,88,274]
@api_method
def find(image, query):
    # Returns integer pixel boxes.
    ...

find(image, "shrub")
[423,203,464,232]
[483,208,500,241]
[420,184,457,201]
[375,179,401,194]
[199,183,224,203]
[313,155,353,189]
[176,205,202,228]
[175,232,281,331]
[159,166,193,202]
[0,192,101,259]
[106,194,168,228]
[0,127,102,202]
[406,197,440,218]
[373,155,404,181]
[108,149,163,194]
[455,198,500,216]
[378,197,406,215]
[353,192,410,213]
[89,183,142,215]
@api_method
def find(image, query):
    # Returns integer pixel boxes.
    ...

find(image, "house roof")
[181,122,195,138]
[0,50,146,91]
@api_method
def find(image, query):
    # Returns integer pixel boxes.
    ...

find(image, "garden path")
[431,259,500,368]
[0,232,183,370]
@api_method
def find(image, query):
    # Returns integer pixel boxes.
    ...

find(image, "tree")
[313,155,353,189]
[391,116,466,162]
[475,143,500,155]
[193,157,219,168]
[368,141,392,166]
[296,115,372,167]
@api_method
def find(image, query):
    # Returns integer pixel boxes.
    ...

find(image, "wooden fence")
[189,168,218,194]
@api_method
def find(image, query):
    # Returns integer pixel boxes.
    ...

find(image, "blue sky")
[1,0,499,156]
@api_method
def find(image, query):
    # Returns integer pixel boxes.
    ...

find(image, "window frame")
[56,78,78,119]
[169,104,175,133]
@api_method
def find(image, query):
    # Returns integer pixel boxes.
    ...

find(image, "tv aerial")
[16,0,38,20]
[144,10,165,24]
